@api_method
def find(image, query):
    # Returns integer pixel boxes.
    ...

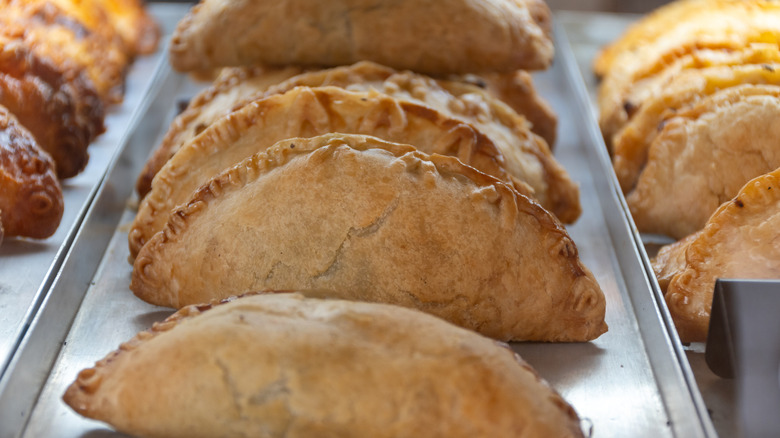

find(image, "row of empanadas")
[130,63,580,258]
[0,0,159,178]
[64,292,586,437]
[596,0,780,341]
[68,1,599,434]
[135,62,561,199]
[0,0,158,243]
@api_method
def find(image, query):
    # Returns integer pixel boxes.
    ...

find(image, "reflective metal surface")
[3,9,715,437]
[558,10,730,437]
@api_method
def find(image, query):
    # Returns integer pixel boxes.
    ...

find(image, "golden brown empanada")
[596,0,780,148]
[627,85,780,239]
[0,34,104,178]
[0,105,63,239]
[603,44,780,151]
[131,133,607,342]
[613,65,780,193]
[169,0,554,75]
[135,65,305,197]
[652,168,780,342]
[129,86,525,258]
[138,61,579,222]
[64,293,586,438]
[1,0,130,103]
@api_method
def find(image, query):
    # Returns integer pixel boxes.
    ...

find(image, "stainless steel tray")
[557,10,734,437]
[2,10,715,437]
[0,1,181,394]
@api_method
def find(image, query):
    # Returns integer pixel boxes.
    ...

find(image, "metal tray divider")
[556,20,718,438]
[0,57,176,438]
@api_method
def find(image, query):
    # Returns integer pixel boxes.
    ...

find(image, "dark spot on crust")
[290,143,295,149]
[623,100,637,117]
[735,199,744,208]
[763,64,775,72]
[658,119,668,132]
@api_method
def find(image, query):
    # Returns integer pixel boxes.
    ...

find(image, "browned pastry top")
[0,34,104,178]
[64,292,586,438]
[0,105,63,239]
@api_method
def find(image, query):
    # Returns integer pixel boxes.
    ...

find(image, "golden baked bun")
[128,86,524,259]
[0,105,63,239]
[64,293,586,438]
[652,168,780,342]
[131,133,606,342]
[0,34,104,178]
[627,85,780,239]
[169,0,554,75]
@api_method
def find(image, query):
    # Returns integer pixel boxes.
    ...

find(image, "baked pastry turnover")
[131,133,607,342]
[652,168,780,342]
[627,85,780,239]
[169,0,554,75]
[129,86,524,259]
[64,293,586,437]
[0,105,63,239]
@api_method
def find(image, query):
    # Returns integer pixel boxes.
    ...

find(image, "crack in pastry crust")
[128,86,524,259]
[131,133,606,342]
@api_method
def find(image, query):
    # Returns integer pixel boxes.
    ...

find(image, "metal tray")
[556,10,736,437]
[0,1,182,396]
[2,10,715,438]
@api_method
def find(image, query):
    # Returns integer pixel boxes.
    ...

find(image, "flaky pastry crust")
[627,85,780,239]
[169,0,553,75]
[64,293,585,437]
[128,86,521,258]
[131,133,606,342]
[0,105,63,238]
[652,168,780,342]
